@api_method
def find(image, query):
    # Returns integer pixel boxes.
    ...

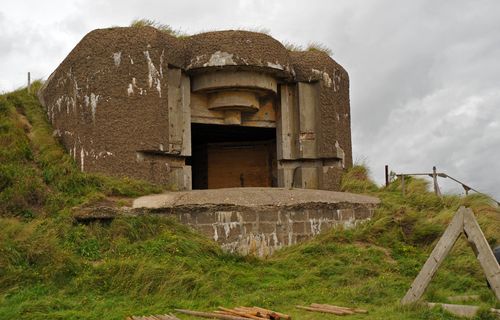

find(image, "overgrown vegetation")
[129,19,188,38]
[282,41,333,55]
[306,42,333,56]
[0,84,161,218]
[0,86,499,319]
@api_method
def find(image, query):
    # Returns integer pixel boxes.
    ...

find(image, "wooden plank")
[296,305,348,315]
[462,208,500,301]
[401,207,465,304]
[175,309,250,320]
[217,307,263,320]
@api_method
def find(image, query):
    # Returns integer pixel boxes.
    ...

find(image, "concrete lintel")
[192,70,278,93]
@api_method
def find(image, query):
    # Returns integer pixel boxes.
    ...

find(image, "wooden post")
[432,166,442,197]
[463,208,500,300]
[401,175,405,197]
[401,207,465,304]
[463,184,470,196]
[385,165,389,187]
[401,206,500,304]
[27,72,31,93]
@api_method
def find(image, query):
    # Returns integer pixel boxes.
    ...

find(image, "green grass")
[0,83,161,218]
[0,86,499,319]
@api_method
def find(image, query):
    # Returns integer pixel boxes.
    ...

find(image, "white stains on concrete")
[214,211,242,239]
[309,218,326,236]
[184,205,375,257]
[156,81,161,97]
[90,93,99,122]
[96,151,113,159]
[127,78,145,96]
[159,49,164,78]
[312,69,332,87]
[129,54,134,64]
[55,97,63,112]
[143,50,162,97]
[113,51,122,67]
[84,95,90,107]
[80,148,85,172]
[203,51,236,67]
[212,225,219,241]
[267,61,284,70]
[332,69,342,92]
[127,83,134,96]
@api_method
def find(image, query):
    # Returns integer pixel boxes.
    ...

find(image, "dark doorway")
[188,123,277,189]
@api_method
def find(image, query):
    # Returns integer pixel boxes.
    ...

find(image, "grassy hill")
[0,86,499,319]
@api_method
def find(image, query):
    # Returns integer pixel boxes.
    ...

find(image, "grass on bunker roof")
[0,86,499,320]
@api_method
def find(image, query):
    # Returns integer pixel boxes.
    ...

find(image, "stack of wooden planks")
[296,303,367,315]
[175,306,291,320]
[126,314,180,320]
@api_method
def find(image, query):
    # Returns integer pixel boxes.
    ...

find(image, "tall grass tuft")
[129,19,188,38]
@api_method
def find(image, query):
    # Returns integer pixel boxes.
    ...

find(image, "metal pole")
[27,72,31,93]
[385,165,389,187]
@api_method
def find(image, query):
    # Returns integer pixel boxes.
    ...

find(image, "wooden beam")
[432,166,442,198]
[462,208,500,301]
[401,207,465,304]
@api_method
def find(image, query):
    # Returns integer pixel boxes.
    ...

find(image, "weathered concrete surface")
[132,188,379,256]
[40,27,353,191]
[133,187,378,208]
[427,303,500,318]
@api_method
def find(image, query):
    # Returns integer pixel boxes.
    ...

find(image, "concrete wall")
[163,203,374,256]
[38,27,189,187]
[40,27,353,192]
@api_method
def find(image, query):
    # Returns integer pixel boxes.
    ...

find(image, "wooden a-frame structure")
[401,206,500,304]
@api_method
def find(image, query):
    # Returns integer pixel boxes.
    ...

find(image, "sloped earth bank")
[0,87,499,319]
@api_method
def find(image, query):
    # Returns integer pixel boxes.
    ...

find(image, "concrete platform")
[76,188,379,256]
[132,187,379,209]
[131,188,379,256]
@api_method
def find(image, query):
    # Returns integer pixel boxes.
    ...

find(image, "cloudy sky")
[1,0,499,199]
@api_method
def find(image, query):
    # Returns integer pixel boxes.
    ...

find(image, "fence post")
[401,175,405,197]
[385,165,389,187]
[433,166,442,198]
[27,72,31,94]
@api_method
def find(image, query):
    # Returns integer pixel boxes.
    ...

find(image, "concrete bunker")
[38,27,352,191]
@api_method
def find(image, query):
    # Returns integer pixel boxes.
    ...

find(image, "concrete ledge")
[132,187,379,209]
